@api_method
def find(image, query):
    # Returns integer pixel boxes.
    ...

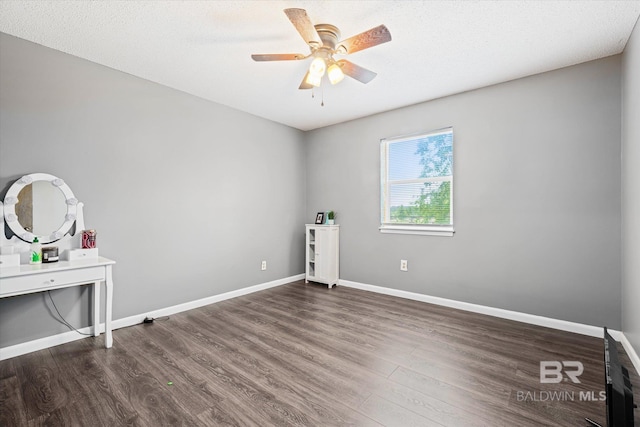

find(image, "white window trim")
[379,224,454,237]
[380,127,454,237]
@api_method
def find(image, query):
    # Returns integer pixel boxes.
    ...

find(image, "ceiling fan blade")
[337,60,377,84]
[251,53,305,61]
[284,8,322,47]
[299,72,313,90]
[337,24,391,54]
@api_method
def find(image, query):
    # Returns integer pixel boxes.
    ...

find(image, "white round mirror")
[3,173,78,244]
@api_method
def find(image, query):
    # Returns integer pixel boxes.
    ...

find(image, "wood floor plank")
[48,339,140,425]
[168,313,333,424]
[188,346,317,426]
[0,356,16,380]
[0,375,29,426]
[228,299,403,377]
[389,365,538,427]
[13,348,72,421]
[373,377,490,427]
[1,280,638,426]
[158,311,331,426]
[168,312,382,426]
[263,293,422,356]
[183,306,378,409]
[89,341,206,426]
[359,394,445,427]
[107,325,233,424]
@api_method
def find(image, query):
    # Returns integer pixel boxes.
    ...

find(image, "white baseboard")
[339,279,640,374]
[0,274,304,361]
[0,325,98,361]
[4,273,639,377]
[619,332,640,376]
[339,279,608,337]
[110,273,304,331]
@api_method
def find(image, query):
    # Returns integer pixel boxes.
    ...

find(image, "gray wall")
[0,30,631,351]
[0,33,307,347]
[306,57,622,329]
[622,20,640,353]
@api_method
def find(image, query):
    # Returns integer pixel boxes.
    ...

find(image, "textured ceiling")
[1,1,639,131]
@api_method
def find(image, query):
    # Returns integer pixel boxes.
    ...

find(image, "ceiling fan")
[251,8,392,90]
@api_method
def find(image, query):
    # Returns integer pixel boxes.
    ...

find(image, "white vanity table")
[1,173,116,351]
[0,256,115,347]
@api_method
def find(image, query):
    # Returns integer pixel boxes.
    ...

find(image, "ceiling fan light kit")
[305,72,322,87]
[309,56,327,79]
[252,8,391,93]
[327,63,344,85]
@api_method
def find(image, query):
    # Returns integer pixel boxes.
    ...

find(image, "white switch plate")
[261,260,267,271]
[400,259,408,271]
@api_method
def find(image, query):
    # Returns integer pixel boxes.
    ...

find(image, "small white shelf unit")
[305,224,339,288]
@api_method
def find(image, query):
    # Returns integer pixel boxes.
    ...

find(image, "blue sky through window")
[388,139,423,181]
[386,131,452,208]
[382,128,453,229]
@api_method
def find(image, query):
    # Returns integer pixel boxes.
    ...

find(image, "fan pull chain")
[309,86,325,106]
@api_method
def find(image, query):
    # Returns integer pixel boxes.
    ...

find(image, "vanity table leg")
[104,265,113,348]
[93,281,101,337]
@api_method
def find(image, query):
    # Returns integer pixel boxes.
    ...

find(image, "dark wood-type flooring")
[1,280,639,426]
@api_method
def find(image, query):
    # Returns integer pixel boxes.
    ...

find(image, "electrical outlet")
[400,259,408,271]
[261,260,267,271]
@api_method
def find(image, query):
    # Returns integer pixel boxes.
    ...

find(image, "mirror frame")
[3,173,78,244]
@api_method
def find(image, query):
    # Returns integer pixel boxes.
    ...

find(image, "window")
[380,127,454,236]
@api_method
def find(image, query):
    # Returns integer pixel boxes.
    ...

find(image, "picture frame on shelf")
[315,212,325,224]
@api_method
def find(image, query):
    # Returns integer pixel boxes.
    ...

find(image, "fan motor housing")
[314,24,340,50]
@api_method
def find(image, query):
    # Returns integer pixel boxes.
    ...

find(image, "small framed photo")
[315,212,325,224]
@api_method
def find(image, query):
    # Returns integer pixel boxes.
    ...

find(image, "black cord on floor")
[46,290,93,336]
[143,316,170,324]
